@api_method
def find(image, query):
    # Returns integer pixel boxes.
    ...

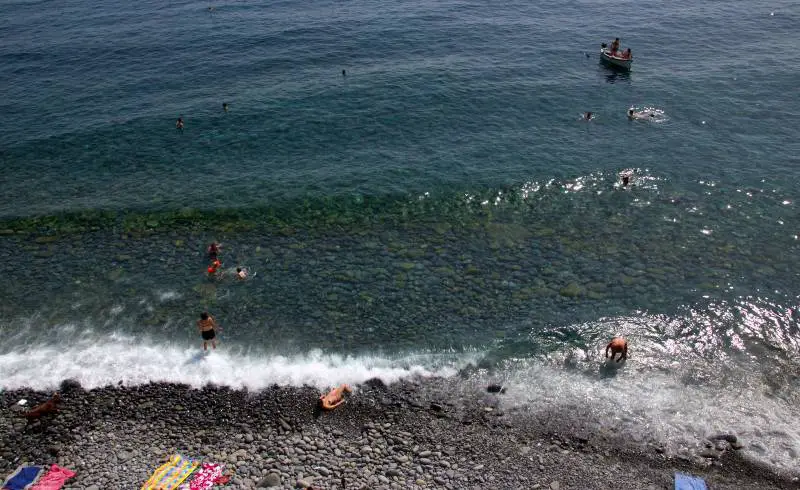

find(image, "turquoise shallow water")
[2,0,800,471]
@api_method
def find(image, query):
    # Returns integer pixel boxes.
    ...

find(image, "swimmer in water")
[207,259,222,276]
[627,108,652,120]
[621,175,630,187]
[176,117,184,130]
[223,102,229,112]
[236,267,247,280]
[207,242,221,259]
[583,112,593,120]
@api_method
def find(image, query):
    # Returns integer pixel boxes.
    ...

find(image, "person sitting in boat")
[610,38,620,54]
[622,48,632,59]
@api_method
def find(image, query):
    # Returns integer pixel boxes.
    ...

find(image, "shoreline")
[1,378,797,489]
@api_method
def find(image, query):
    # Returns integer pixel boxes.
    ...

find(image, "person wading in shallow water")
[197,312,218,351]
[605,336,628,362]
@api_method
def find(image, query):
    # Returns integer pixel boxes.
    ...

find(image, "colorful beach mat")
[142,454,199,490]
[3,466,43,490]
[178,462,225,490]
[29,465,75,490]
[675,472,708,490]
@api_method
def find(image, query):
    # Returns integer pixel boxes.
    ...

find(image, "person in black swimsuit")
[197,312,217,351]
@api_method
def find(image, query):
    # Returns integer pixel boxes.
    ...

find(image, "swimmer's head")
[628,109,634,116]
[236,267,242,273]
[200,312,209,320]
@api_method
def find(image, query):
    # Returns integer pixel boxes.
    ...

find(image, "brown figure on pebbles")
[21,392,61,419]
[319,384,352,410]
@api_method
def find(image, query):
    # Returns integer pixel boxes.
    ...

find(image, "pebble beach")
[2,378,797,489]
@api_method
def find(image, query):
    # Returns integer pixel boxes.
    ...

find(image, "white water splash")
[485,352,800,474]
[0,332,484,392]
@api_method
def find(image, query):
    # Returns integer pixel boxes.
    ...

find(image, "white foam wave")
[0,333,483,392]
[488,358,800,473]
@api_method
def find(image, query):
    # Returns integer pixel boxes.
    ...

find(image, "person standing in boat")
[610,38,620,54]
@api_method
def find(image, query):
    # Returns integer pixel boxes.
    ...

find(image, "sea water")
[1,0,799,472]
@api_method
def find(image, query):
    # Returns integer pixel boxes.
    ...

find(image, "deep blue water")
[2,0,800,471]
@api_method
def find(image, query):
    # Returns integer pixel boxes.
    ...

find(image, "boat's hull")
[599,49,632,70]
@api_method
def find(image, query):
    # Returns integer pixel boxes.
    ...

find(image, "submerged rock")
[559,282,583,297]
[709,433,738,444]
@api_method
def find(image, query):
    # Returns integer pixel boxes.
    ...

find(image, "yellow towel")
[141,454,199,490]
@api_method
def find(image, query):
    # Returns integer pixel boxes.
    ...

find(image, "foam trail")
[0,333,484,391]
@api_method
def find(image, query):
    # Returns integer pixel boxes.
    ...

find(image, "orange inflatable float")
[319,384,352,410]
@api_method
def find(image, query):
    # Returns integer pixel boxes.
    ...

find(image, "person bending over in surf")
[605,337,628,362]
[197,312,218,351]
